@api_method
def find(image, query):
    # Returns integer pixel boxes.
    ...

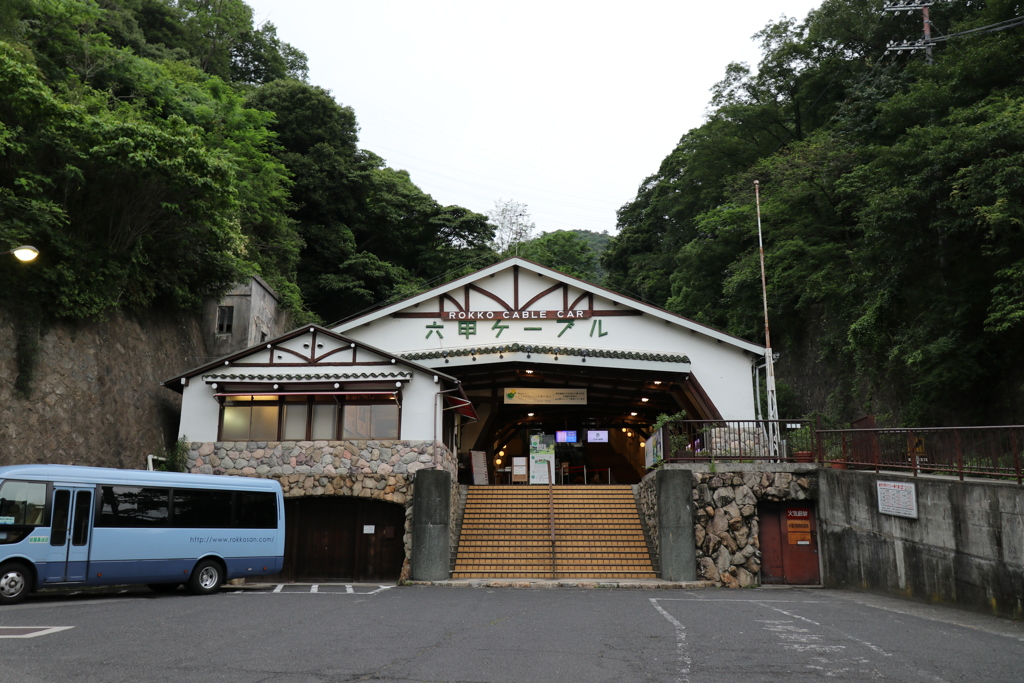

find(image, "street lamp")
[3,246,39,262]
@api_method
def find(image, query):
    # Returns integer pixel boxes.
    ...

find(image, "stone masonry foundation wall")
[686,465,817,587]
[818,469,1024,620]
[186,439,457,581]
[637,474,659,558]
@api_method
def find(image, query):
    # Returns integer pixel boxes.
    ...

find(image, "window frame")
[216,392,402,441]
[216,306,234,335]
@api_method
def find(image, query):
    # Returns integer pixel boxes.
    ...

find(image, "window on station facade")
[216,306,234,334]
[220,395,399,441]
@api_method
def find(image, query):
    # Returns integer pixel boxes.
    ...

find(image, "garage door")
[278,497,405,582]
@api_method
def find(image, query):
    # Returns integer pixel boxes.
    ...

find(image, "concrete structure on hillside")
[203,275,287,359]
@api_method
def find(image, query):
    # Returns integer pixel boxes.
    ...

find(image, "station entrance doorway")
[454,362,721,486]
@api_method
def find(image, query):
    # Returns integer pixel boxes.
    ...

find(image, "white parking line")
[230,584,396,596]
[0,626,75,639]
[650,599,691,683]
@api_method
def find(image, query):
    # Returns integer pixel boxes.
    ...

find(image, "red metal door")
[758,503,820,585]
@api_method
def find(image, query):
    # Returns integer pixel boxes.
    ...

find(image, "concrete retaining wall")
[818,469,1024,619]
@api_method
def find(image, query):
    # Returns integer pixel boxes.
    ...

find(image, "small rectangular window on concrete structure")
[217,306,234,334]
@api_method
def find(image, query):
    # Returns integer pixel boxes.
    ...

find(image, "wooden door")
[353,500,405,582]
[758,503,821,585]
[278,497,405,582]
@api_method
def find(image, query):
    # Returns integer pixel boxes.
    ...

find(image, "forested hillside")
[603,0,1024,426]
[0,0,496,343]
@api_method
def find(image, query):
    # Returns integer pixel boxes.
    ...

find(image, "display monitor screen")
[555,430,577,443]
[587,430,609,443]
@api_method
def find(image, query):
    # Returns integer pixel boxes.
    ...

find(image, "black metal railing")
[661,419,817,463]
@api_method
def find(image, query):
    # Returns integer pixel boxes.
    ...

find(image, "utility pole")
[882,0,936,64]
[754,180,780,460]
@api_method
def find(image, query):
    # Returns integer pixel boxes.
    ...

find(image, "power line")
[883,2,1024,61]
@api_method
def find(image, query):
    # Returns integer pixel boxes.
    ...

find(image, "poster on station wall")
[504,387,587,405]
[877,481,918,518]
[512,457,528,483]
[645,428,664,469]
[470,450,489,485]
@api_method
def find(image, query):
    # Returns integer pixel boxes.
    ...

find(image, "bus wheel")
[0,562,32,605]
[188,559,223,595]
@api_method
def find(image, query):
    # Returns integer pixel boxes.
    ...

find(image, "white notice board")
[512,457,528,483]
[470,450,489,485]
[877,480,918,519]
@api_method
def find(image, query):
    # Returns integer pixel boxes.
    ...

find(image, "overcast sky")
[245,0,824,237]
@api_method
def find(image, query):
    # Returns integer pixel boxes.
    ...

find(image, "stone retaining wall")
[636,475,659,558]
[186,438,457,580]
[691,467,817,587]
[0,309,205,469]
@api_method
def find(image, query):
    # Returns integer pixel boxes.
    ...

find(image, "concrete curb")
[403,579,717,589]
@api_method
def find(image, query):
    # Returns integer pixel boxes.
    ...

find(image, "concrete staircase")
[451,485,657,579]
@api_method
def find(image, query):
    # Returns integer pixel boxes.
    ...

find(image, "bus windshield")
[0,480,48,526]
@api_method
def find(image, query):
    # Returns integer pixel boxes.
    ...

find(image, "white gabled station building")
[166,258,766,582]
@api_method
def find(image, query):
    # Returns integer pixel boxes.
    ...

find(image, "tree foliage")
[604,0,1024,425]
[487,198,535,256]
[0,0,492,335]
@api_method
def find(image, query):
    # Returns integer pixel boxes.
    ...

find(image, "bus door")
[45,487,94,583]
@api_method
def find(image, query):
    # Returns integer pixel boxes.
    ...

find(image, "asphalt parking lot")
[1,584,1022,682]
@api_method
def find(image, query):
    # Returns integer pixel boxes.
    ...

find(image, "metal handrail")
[548,460,556,579]
[817,425,1023,485]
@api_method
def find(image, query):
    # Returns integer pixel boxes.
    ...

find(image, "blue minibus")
[0,465,284,604]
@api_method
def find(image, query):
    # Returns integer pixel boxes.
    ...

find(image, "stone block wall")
[186,438,457,580]
[0,309,205,469]
[636,474,659,558]
[692,467,816,587]
[704,426,768,459]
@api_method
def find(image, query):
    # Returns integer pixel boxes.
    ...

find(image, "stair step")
[452,484,657,580]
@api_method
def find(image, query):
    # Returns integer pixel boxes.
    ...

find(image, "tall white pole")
[754,181,780,459]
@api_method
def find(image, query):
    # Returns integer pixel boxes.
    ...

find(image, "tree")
[519,231,598,281]
[603,0,1024,425]
[487,199,535,256]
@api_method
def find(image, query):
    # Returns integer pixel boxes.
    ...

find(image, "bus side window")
[98,486,169,527]
[234,492,277,529]
[172,489,232,528]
